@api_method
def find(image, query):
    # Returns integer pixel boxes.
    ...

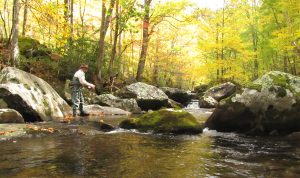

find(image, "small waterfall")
[184,100,214,121]
[185,100,200,110]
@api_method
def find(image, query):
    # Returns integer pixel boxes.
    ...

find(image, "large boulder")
[92,94,142,114]
[119,109,203,134]
[0,109,24,123]
[199,82,236,108]
[205,71,300,135]
[116,82,169,111]
[0,67,71,122]
[161,87,192,106]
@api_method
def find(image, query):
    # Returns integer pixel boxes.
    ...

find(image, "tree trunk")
[221,0,225,76]
[96,0,116,82]
[108,0,119,77]
[0,0,9,39]
[79,0,87,37]
[251,0,259,79]
[283,52,288,73]
[293,56,297,75]
[153,36,160,84]
[63,0,73,47]
[216,22,219,79]
[10,0,20,66]
[22,0,28,36]
[136,0,152,81]
[70,0,74,46]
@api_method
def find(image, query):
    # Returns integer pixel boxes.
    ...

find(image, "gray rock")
[199,96,218,108]
[204,82,236,101]
[0,109,24,123]
[116,82,169,111]
[199,82,236,108]
[161,87,192,106]
[205,71,300,135]
[0,67,71,122]
[83,104,131,116]
[93,94,141,114]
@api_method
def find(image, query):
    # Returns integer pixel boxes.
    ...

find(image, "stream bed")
[0,108,300,178]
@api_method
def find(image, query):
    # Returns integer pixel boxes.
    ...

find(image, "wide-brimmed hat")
[80,64,89,69]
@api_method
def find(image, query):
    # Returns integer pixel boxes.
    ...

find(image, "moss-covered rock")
[19,37,51,58]
[119,109,203,134]
[205,71,300,135]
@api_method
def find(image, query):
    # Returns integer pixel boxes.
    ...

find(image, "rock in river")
[0,109,24,123]
[119,109,202,134]
[205,71,300,135]
[199,82,236,108]
[161,87,192,106]
[0,67,71,122]
[83,104,131,116]
[92,94,142,114]
[116,82,169,111]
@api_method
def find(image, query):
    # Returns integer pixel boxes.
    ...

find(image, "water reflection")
[0,128,300,177]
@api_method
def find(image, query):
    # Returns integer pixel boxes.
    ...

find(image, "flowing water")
[1,107,300,178]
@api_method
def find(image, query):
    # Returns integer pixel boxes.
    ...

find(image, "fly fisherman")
[70,64,95,117]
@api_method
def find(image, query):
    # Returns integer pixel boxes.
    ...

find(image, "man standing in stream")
[70,64,95,117]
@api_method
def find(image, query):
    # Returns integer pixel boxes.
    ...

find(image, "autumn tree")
[96,0,116,83]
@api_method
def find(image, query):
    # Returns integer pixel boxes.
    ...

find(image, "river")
[0,105,300,177]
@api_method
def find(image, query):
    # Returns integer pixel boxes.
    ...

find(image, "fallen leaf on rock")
[63,114,74,123]
[0,130,15,135]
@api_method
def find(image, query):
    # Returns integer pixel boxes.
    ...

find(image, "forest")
[0,0,299,90]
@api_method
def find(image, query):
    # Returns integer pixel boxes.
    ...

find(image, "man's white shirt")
[74,69,93,87]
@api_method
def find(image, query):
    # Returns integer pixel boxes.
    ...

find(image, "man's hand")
[88,84,96,90]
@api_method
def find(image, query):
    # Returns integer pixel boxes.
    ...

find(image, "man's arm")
[77,72,95,89]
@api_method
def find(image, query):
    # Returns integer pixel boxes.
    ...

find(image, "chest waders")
[70,77,84,116]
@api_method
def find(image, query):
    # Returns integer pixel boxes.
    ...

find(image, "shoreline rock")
[205,71,300,135]
[0,67,71,122]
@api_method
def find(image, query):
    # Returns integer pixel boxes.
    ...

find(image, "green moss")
[294,92,300,101]
[269,73,290,87]
[268,73,293,91]
[9,77,20,84]
[23,83,31,90]
[43,100,51,116]
[19,37,40,52]
[246,83,262,92]
[120,109,202,134]
[18,37,50,55]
